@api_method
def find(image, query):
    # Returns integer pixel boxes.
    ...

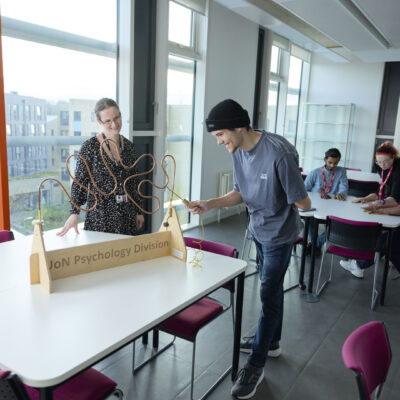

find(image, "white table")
[300,192,400,304]
[345,170,380,182]
[0,229,247,398]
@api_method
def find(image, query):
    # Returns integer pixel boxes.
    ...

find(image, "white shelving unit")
[298,103,355,171]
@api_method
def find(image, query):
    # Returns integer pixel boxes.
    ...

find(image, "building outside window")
[1,0,117,234]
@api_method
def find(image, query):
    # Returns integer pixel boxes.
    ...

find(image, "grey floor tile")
[93,215,400,400]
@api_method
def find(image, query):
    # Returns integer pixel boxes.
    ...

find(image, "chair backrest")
[326,216,382,252]
[0,371,30,400]
[342,321,391,400]
[0,230,15,244]
[348,180,379,198]
[345,167,361,171]
[184,236,238,258]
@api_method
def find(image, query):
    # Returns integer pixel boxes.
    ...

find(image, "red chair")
[342,321,391,400]
[316,216,382,309]
[0,369,123,399]
[0,230,14,243]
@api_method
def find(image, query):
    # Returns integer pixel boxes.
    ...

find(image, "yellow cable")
[189,215,205,268]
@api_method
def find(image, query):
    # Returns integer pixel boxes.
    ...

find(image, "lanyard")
[102,133,123,164]
[379,166,393,199]
[322,167,335,194]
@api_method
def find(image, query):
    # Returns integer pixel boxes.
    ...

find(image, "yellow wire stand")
[188,215,205,268]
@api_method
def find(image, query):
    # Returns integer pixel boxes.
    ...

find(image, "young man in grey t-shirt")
[190,99,310,399]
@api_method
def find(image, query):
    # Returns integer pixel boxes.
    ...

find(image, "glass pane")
[2,0,116,42]
[270,45,280,74]
[283,56,303,145]
[165,55,195,225]
[168,1,192,47]
[3,6,117,235]
[266,81,279,133]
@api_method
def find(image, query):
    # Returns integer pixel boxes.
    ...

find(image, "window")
[266,81,279,133]
[283,56,303,145]
[168,1,193,47]
[2,0,117,234]
[166,1,201,226]
[264,38,310,149]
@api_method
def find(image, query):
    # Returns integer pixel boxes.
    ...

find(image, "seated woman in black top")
[340,142,400,278]
[57,98,144,237]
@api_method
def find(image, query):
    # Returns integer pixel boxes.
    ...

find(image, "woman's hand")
[136,214,144,230]
[57,214,79,236]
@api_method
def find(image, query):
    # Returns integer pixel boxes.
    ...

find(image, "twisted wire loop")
[37,136,177,221]
[188,215,205,268]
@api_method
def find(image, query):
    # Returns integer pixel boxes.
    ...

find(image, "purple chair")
[0,230,14,243]
[342,321,391,400]
[0,368,123,399]
[316,216,382,309]
[345,167,361,171]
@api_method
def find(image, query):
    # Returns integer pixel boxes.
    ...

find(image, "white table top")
[346,170,380,182]
[300,192,400,228]
[0,230,247,387]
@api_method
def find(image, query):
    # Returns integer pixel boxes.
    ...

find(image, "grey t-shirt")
[233,130,307,246]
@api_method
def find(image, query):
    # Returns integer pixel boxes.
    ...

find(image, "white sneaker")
[339,259,364,279]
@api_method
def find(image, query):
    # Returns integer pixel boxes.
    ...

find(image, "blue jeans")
[248,237,293,368]
[308,218,326,248]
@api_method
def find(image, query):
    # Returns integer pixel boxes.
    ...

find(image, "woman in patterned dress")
[57,98,144,236]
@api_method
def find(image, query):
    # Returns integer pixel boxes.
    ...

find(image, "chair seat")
[160,298,223,337]
[328,245,375,261]
[24,368,117,400]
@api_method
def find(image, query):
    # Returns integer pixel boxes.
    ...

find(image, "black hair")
[325,148,341,159]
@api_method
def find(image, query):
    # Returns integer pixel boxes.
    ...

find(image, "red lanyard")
[322,167,335,194]
[379,166,393,199]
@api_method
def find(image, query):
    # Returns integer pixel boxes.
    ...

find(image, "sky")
[1,0,117,102]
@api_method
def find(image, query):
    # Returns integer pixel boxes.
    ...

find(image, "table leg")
[298,217,309,290]
[380,229,393,306]
[232,272,245,381]
[301,218,320,303]
[39,388,53,400]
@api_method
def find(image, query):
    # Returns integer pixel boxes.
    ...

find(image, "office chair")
[0,230,15,243]
[348,180,379,198]
[316,216,382,309]
[0,369,123,400]
[342,321,391,400]
[132,238,238,400]
[345,167,361,171]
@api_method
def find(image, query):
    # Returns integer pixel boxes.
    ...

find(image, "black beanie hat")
[205,99,250,132]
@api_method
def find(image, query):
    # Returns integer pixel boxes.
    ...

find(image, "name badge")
[116,194,128,203]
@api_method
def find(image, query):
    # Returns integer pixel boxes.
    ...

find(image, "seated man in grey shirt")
[190,99,310,400]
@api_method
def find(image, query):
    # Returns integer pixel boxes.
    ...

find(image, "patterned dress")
[70,135,142,235]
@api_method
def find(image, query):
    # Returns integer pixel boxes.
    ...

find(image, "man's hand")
[334,193,345,201]
[187,200,210,215]
[136,214,144,230]
[57,214,79,236]
[318,188,331,199]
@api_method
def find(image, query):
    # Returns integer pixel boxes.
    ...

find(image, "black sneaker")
[240,336,281,357]
[231,362,264,399]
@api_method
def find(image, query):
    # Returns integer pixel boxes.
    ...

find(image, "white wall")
[307,54,384,171]
[199,1,258,223]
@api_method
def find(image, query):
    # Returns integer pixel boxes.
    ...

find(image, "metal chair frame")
[316,216,382,309]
